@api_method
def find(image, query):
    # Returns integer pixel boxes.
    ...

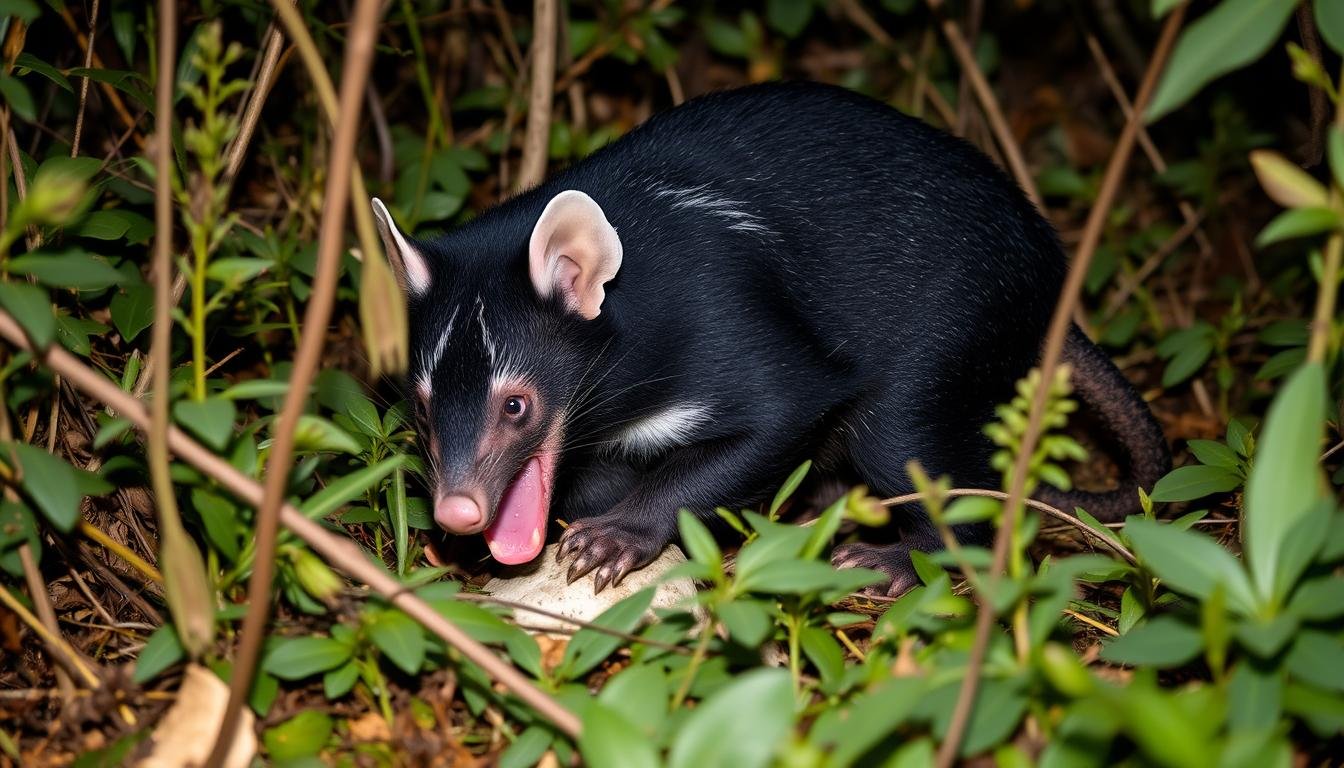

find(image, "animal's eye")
[503,396,527,420]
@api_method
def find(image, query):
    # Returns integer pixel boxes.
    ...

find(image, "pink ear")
[528,190,623,319]
[371,198,432,296]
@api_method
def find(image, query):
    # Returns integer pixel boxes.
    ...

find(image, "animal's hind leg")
[830,387,996,596]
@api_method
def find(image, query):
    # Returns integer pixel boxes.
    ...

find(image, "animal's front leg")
[559,432,802,592]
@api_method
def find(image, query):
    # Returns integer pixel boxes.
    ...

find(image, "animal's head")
[372,190,622,564]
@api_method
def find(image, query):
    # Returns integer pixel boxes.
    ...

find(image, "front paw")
[557,514,670,593]
[831,541,923,598]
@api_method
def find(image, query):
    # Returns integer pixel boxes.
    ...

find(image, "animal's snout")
[435,493,487,533]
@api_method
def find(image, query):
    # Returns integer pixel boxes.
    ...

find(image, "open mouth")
[482,453,556,565]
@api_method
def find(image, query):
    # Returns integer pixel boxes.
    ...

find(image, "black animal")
[371,81,1169,595]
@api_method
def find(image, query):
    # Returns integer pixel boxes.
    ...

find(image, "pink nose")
[435,494,483,532]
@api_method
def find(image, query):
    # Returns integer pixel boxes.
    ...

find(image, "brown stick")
[927,0,1043,211]
[19,544,74,698]
[207,1,383,760]
[516,0,556,192]
[1084,32,1212,257]
[223,8,290,184]
[70,0,101,158]
[835,0,957,127]
[934,7,1186,766]
[0,308,582,737]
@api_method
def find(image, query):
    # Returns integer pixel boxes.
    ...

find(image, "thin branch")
[879,488,1136,564]
[935,7,1186,766]
[835,0,957,127]
[223,7,291,185]
[1084,32,1212,257]
[19,544,74,699]
[927,0,1043,211]
[70,0,101,158]
[0,582,102,689]
[0,306,582,738]
[516,0,557,192]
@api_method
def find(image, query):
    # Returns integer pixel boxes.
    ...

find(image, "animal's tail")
[1033,325,1171,522]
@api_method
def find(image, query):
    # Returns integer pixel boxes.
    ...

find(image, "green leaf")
[205,257,273,285]
[190,489,240,561]
[1125,517,1258,615]
[557,588,654,681]
[1235,614,1298,657]
[718,599,774,646]
[8,250,124,291]
[261,636,354,680]
[1249,149,1331,209]
[219,379,292,401]
[1100,616,1203,667]
[1228,660,1282,729]
[0,74,35,121]
[0,0,40,23]
[71,209,153,242]
[173,397,236,451]
[1285,576,1344,620]
[367,609,426,675]
[3,442,107,532]
[1286,631,1344,690]
[737,559,883,595]
[14,53,72,93]
[800,626,844,687]
[1317,0,1344,55]
[580,702,660,768]
[734,517,811,580]
[263,710,332,762]
[769,460,811,516]
[678,510,721,570]
[109,284,154,343]
[290,415,362,454]
[0,283,56,348]
[668,668,793,768]
[766,0,812,38]
[1329,126,1344,191]
[597,664,669,736]
[132,625,185,684]
[1145,0,1299,123]
[1161,337,1213,386]
[809,678,925,764]
[1149,464,1242,502]
[1244,364,1326,603]
[1186,439,1241,470]
[500,726,553,768]
[300,455,404,520]
[322,661,360,699]
[1151,0,1183,18]
[1256,207,1344,246]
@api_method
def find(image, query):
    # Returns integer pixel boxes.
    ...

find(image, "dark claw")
[557,531,578,561]
[593,564,615,593]
[567,550,600,583]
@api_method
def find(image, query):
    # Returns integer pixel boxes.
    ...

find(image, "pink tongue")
[484,457,547,565]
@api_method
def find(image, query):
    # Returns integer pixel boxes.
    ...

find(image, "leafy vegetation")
[1,0,1342,765]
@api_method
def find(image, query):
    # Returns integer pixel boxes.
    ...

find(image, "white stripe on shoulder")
[616,403,711,458]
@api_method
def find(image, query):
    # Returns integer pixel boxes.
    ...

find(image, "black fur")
[402,81,1169,593]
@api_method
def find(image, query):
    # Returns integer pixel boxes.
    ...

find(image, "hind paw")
[557,514,668,593]
[831,542,925,598]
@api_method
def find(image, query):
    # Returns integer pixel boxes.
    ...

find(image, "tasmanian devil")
[370,81,1170,595]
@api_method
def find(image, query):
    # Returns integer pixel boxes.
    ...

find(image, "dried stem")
[927,0,1043,211]
[70,0,101,158]
[19,544,74,698]
[879,488,1136,564]
[517,0,557,192]
[0,306,582,738]
[934,7,1186,766]
[223,7,291,184]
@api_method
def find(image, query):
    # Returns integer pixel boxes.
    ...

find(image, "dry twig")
[517,0,557,192]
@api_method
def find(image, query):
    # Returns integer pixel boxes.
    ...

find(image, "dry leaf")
[138,664,256,768]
